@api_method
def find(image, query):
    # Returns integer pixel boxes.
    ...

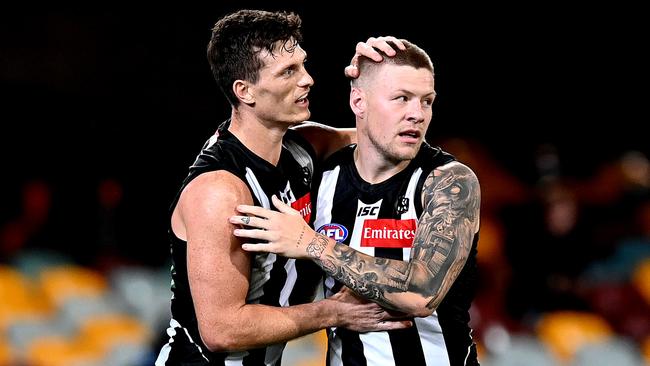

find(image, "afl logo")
[317,223,349,241]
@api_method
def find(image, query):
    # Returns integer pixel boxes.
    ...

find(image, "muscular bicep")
[177,171,254,338]
[293,121,356,161]
[409,162,480,310]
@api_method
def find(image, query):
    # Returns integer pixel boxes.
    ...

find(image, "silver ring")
[241,216,250,225]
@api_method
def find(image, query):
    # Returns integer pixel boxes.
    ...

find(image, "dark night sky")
[0,3,646,264]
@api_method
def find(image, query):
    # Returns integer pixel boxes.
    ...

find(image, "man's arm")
[233,161,480,317]
[292,121,356,161]
[177,170,408,352]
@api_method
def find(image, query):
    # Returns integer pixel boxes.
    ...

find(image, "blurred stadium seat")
[536,311,612,362]
[633,258,650,306]
[39,266,108,307]
[481,334,557,366]
[0,265,52,332]
[571,336,644,366]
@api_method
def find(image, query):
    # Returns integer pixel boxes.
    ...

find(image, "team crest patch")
[317,223,349,241]
[395,196,409,215]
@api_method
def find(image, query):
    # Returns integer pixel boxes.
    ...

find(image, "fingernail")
[233,229,241,236]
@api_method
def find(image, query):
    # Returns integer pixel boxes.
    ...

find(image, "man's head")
[350,40,436,162]
[207,10,312,122]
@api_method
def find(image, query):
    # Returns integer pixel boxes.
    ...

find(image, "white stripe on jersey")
[224,358,244,366]
[156,318,210,365]
[349,199,382,257]
[360,332,396,366]
[415,315,450,365]
[279,258,297,306]
[246,167,270,209]
[401,167,422,260]
[314,166,340,230]
[245,167,277,303]
[328,331,343,366]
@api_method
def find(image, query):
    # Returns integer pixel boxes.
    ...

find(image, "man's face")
[360,64,435,162]
[249,41,313,126]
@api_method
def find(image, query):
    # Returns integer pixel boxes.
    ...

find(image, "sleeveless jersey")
[156,120,321,366]
[313,143,480,366]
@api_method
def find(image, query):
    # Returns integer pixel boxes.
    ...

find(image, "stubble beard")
[367,129,421,164]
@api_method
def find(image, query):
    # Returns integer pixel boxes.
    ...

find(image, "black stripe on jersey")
[241,349,282,366]
[388,326,426,366]
[259,256,288,307]
[289,259,323,305]
[337,328,367,366]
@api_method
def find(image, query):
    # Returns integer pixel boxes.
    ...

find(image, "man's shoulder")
[416,143,456,168]
[321,144,356,170]
[180,170,251,210]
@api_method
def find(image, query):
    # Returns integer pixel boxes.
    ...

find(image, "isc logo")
[357,206,379,217]
[317,223,349,241]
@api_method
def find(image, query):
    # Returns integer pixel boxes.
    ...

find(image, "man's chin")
[290,111,311,125]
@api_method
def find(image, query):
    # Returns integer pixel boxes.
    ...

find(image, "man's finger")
[241,243,273,252]
[344,64,359,79]
[356,41,383,62]
[229,215,268,229]
[233,228,268,240]
[236,204,273,218]
[377,320,413,331]
[271,195,300,215]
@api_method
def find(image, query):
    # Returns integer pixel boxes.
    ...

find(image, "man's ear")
[233,80,255,105]
[349,87,366,118]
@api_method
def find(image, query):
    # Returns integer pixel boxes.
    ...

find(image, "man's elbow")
[201,330,243,353]
[410,302,434,318]
[397,295,435,318]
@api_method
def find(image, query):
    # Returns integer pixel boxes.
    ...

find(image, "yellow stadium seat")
[78,314,150,353]
[0,265,52,331]
[25,335,102,366]
[632,258,650,306]
[536,311,613,362]
[39,266,107,307]
[642,336,650,365]
[0,336,14,366]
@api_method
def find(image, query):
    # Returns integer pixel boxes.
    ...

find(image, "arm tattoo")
[296,225,306,248]
[306,233,328,259]
[315,162,480,312]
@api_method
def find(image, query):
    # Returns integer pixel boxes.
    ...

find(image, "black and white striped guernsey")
[313,143,480,366]
[156,120,321,366]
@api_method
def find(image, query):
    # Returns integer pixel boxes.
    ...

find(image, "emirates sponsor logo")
[360,219,416,248]
[291,193,312,222]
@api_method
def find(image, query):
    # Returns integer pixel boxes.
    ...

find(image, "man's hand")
[329,287,412,332]
[345,36,406,79]
[230,195,317,259]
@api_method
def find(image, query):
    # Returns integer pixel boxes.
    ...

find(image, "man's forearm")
[306,233,432,315]
[204,300,337,352]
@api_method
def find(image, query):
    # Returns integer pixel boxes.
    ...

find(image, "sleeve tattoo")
[304,162,481,312]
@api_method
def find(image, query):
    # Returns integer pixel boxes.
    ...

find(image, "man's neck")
[353,140,410,184]
[228,109,288,166]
